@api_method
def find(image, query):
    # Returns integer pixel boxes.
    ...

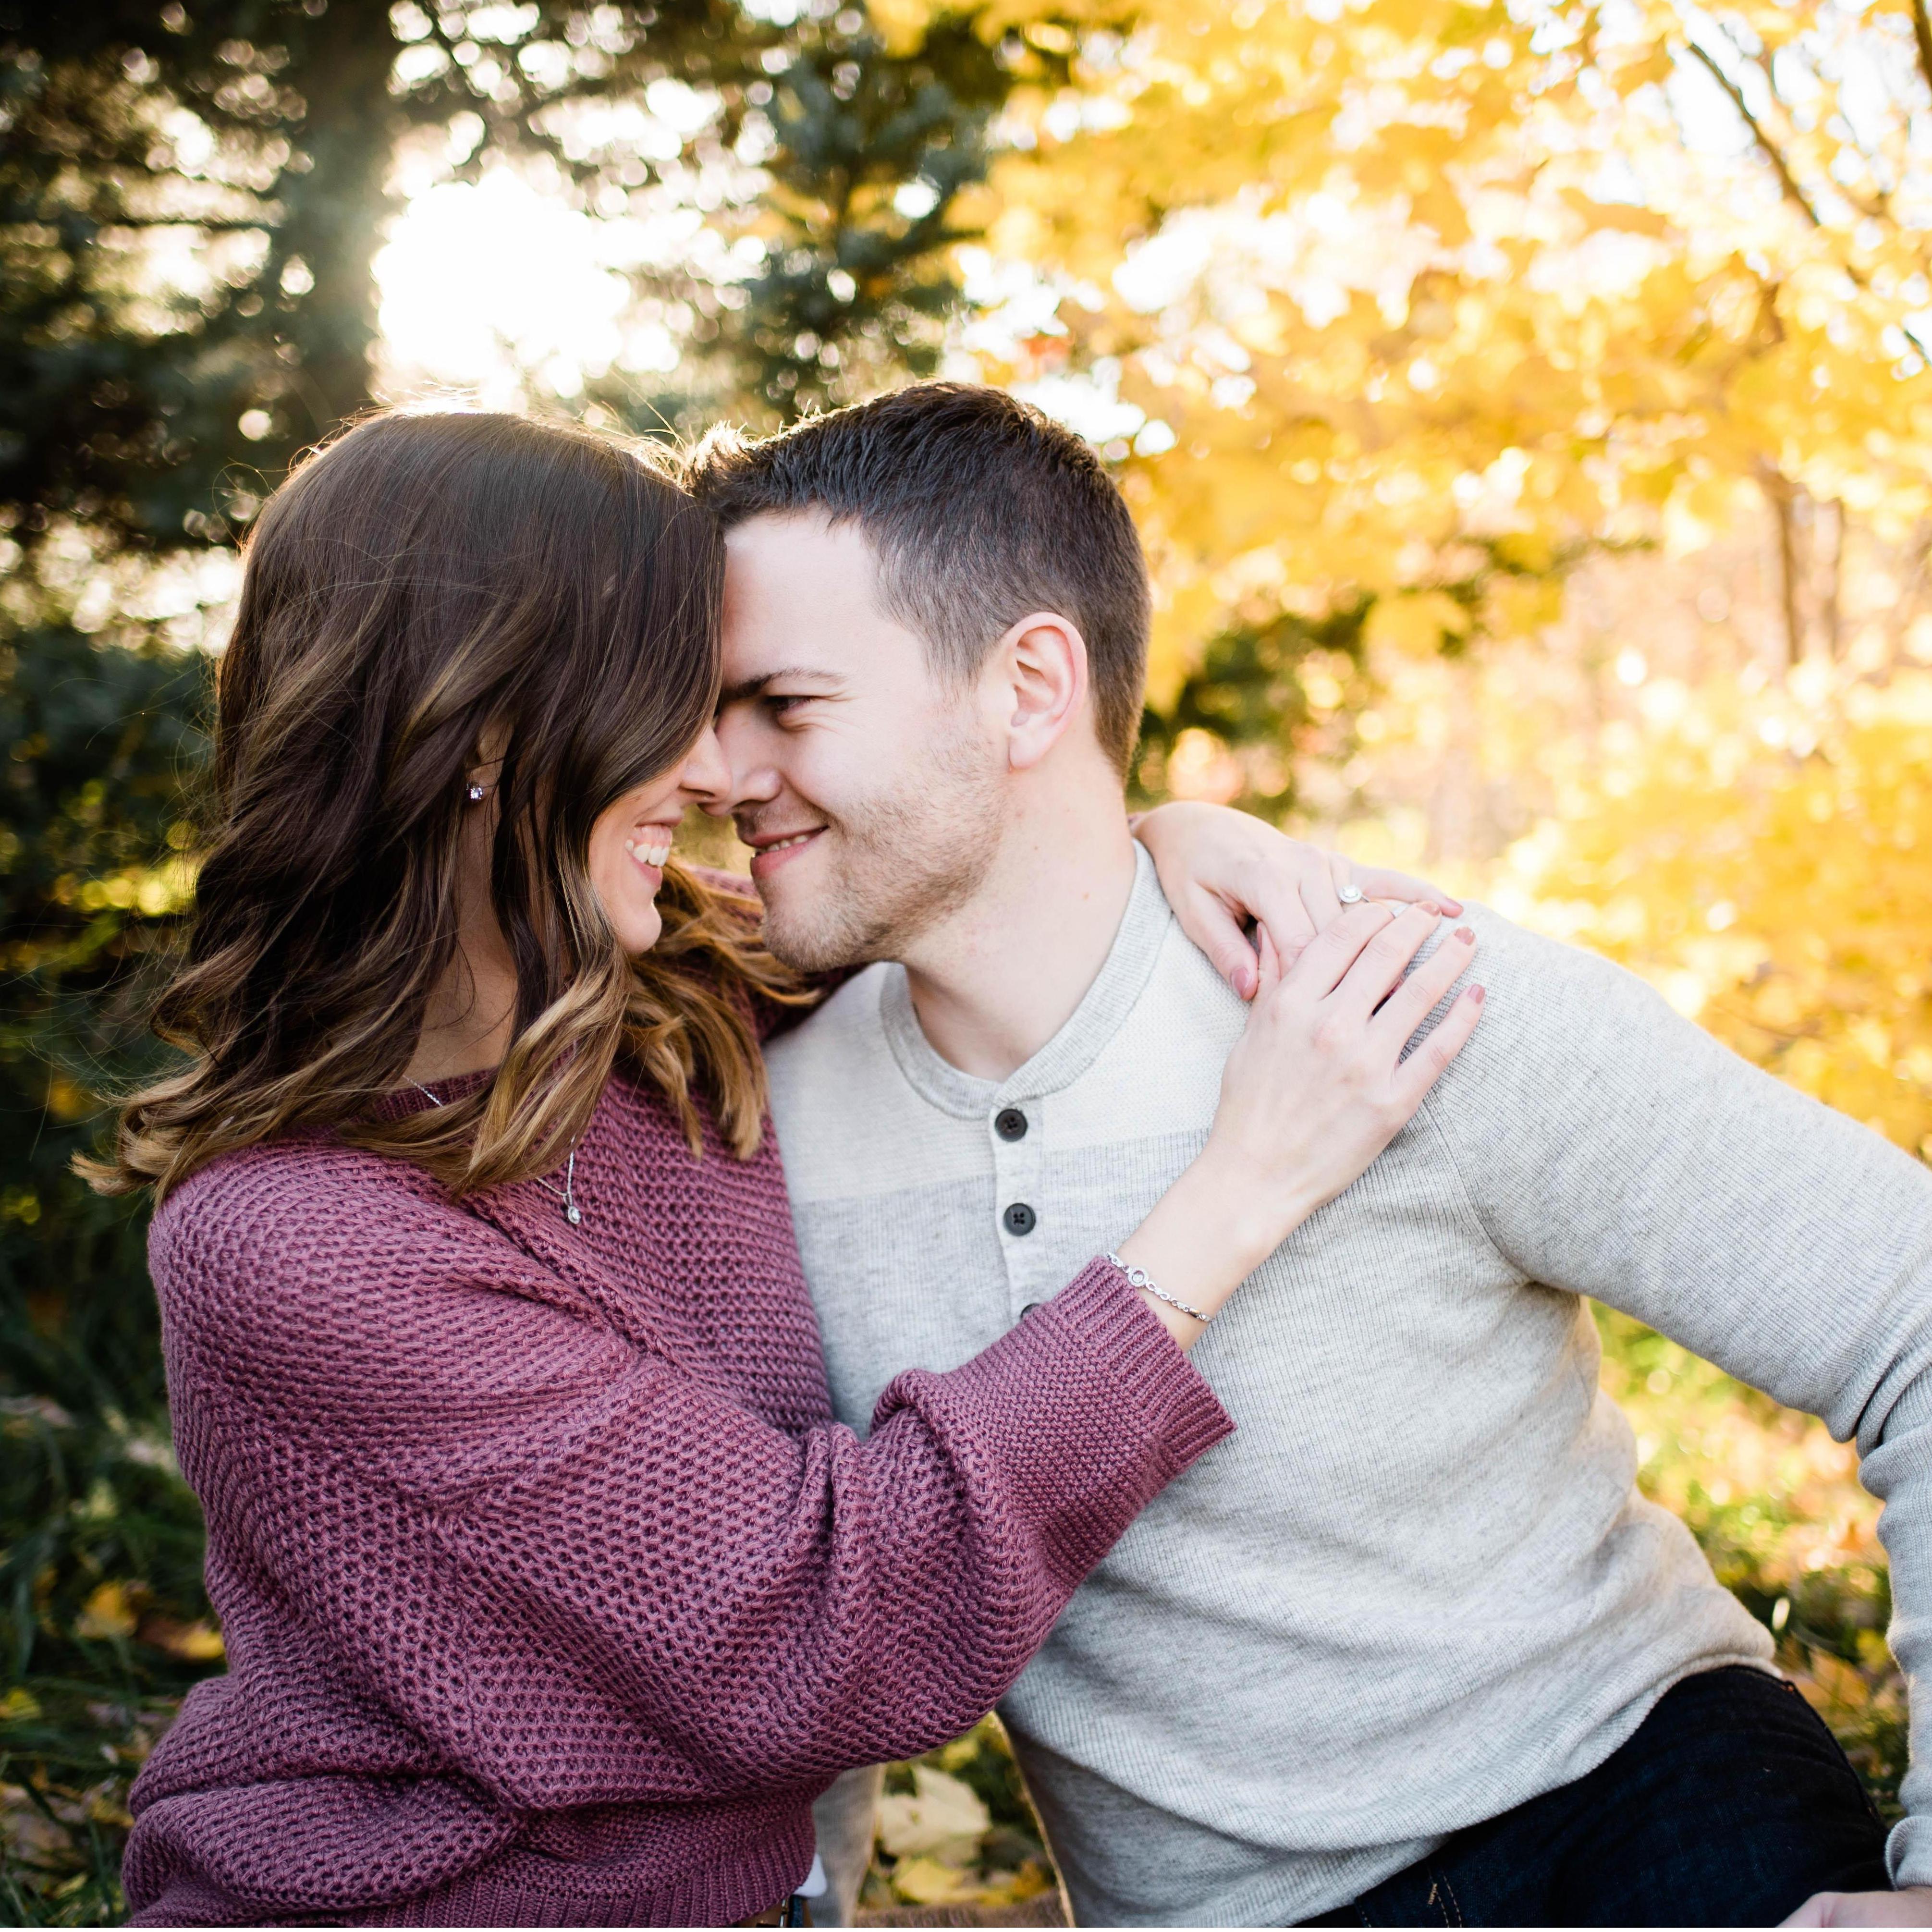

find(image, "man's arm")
[1421,910,1932,1895]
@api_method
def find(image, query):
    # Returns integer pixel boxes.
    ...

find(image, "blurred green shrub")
[1,606,219,1925]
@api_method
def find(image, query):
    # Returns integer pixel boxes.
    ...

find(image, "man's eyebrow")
[717,667,849,706]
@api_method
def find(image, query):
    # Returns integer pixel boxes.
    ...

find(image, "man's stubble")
[754,720,1004,973]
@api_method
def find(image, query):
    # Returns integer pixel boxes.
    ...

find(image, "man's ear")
[992,611,1090,772]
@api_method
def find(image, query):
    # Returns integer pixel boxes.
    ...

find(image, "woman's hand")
[1133,799,1460,998]
[1115,902,1482,1346]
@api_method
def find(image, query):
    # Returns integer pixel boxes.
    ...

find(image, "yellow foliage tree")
[881,0,1932,695]
[1497,667,1932,1156]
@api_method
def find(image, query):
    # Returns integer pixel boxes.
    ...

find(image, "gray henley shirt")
[766,846,1932,1925]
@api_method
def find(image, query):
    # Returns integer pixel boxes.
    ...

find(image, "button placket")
[991,1096,1046,1315]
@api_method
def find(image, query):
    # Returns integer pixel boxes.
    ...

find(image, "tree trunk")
[1762,465,1804,669]
[273,0,401,437]
[1819,497,1843,660]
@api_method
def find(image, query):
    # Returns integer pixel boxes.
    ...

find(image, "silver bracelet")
[1105,1251,1212,1326]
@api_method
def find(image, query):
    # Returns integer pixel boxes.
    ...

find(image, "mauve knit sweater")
[123,1026,1232,1925]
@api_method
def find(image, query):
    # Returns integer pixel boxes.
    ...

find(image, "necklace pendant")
[565,1203,583,1226]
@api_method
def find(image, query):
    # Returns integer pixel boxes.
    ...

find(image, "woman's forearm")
[1115,1154,1295,1348]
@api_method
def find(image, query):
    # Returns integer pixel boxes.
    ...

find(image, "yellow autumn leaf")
[977,1858,1057,1905]
[890,1856,973,1905]
[146,1616,226,1662]
[75,1580,137,1641]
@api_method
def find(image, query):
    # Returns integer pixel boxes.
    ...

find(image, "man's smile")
[742,822,827,880]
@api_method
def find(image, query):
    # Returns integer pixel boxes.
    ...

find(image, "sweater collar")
[880,842,1175,1119]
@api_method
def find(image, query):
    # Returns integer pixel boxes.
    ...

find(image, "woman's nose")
[682,725,733,802]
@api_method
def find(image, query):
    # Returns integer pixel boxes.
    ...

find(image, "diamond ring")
[1338,883,1364,904]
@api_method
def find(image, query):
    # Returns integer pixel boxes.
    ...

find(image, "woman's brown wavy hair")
[83,409,800,1205]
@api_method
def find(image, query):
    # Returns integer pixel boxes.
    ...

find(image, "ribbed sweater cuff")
[1047,1257,1234,1469]
[346,1822,811,1927]
[1887,1813,1932,1891]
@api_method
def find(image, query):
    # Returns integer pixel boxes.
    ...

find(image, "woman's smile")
[623,824,678,877]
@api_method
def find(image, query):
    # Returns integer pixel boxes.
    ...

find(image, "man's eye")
[766,694,810,717]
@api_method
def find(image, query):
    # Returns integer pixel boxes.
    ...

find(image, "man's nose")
[706,709,781,815]
[699,719,780,823]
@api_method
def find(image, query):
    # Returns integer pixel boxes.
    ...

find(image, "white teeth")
[766,832,815,852]
[623,839,673,868]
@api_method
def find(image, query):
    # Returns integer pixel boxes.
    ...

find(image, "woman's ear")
[467,718,511,795]
[994,611,1090,772]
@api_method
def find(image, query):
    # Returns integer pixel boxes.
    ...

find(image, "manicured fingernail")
[1442,898,1465,915]
[1455,926,1474,943]
[1470,983,1486,1003]
[1418,901,1441,915]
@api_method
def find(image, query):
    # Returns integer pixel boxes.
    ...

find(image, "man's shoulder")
[1136,889,1650,1060]
[1435,902,1674,1039]
[1413,900,1757,1154]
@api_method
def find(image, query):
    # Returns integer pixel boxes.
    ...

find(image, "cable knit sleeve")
[144,1154,1229,1815]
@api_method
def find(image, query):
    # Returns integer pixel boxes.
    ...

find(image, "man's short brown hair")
[687,383,1150,773]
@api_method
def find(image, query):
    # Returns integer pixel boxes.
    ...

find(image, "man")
[691,384,1929,1927]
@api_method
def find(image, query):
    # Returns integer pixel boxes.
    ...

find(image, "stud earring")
[466,782,486,803]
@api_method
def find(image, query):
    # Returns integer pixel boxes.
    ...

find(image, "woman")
[90,410,1482,1927]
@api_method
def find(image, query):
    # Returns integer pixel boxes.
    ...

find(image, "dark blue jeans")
[1308,1666,1890,1927]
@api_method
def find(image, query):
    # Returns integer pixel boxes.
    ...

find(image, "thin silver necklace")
[413,1082,583,1227]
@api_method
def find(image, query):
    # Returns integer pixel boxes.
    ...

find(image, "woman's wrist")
[1116,1154,1301,1347]
[1178,1143,1307,1272]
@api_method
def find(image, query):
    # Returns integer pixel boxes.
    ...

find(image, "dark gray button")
[994,1107,1029,1142]
[1003,1201,1037,1236]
